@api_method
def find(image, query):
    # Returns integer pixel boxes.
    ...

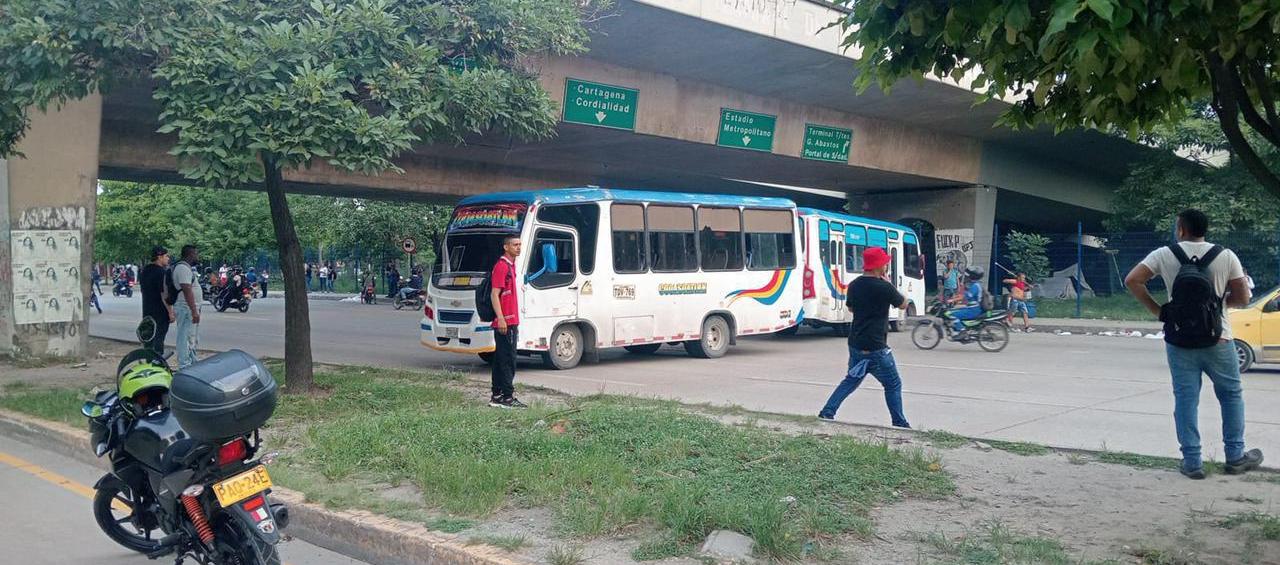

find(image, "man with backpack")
[486,235,527,409]
[1125,209,1262,479]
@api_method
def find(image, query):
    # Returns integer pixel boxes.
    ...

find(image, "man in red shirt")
[489,235,527,408]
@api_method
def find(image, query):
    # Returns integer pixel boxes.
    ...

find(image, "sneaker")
[1225,449,1264,475]
[505,397,529,409]
[488,395,506,408]
[817,413,834,421]
[892,422,912,430]
[1180,463,1206,480]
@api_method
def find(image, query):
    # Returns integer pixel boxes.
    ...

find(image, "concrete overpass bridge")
[1,0,1150,356]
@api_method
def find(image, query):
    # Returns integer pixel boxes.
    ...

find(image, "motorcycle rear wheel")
[93,481,162,554]
[976,321,1010,353]
[911,321,943,350]
[218,517,282,565]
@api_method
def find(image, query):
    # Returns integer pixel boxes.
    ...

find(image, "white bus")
[787,208,927,334]
[421,188,804,369]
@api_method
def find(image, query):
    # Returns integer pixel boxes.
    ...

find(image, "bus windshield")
[434,202,528,287]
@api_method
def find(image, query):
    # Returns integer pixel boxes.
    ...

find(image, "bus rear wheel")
[542,324,583,370]
[685,316,730,359]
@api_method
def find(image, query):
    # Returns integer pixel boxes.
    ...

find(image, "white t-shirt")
[1140,241,1245,340]
[171,261,203,302]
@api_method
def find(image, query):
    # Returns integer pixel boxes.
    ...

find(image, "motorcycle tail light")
[242,495,265,512]
[803,267,815,300]
[424,304,434,319]
[217,438,249,466]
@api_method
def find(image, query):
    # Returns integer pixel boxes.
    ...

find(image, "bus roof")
[796,207,916,235]
[458,188,796,209]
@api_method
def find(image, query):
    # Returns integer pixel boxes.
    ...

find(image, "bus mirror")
[542,243,558,273]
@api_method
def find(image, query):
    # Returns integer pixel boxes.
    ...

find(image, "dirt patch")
[0,337,136,389]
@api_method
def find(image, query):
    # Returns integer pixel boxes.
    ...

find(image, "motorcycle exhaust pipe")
[270,503,290,530]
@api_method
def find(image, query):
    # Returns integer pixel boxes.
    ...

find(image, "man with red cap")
[818,246,910,428]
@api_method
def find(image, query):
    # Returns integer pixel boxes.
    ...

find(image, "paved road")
[0,433,367,565]
[89,294,1280,461]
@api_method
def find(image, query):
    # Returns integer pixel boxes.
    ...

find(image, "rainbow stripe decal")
[823,267,849,301]
[725,269,791,305]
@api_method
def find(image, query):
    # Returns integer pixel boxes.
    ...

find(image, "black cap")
[150,246,169,260]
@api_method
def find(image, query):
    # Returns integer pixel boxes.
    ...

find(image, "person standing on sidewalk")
[1003,272,1032,332]
[489,235,527,409]
[818,247,910,428]
[139,246,175,355]
[1125,208,1262,479]
[259,268,270,298]
[940,259,959,303]
[171,245,203,368]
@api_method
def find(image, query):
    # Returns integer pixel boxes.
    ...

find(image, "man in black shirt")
[139,246,175,355]
[818,247,910,428]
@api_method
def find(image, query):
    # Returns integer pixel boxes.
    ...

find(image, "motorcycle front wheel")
[393,299,405,310]
[215,298,228,312]
[238,301,250,313]
[911,320,943,350]
[93,480,162,554]
[976,321,1010,352]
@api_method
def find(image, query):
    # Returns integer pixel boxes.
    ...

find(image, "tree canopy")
[2,0,603,390]
[835,0,1280,199]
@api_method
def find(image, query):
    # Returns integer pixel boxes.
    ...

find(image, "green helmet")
[118,363,172,401]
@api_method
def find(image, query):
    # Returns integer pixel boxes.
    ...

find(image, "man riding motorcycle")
[396,268,424,302]
[947,267,987,334]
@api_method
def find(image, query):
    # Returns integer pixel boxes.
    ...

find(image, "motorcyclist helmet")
[118,362,172,414]
[964,266,985,281]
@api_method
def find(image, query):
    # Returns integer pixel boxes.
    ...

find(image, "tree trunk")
[263,158,315,393]
[1207,55,1280,201]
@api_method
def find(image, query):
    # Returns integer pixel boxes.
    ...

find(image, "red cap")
[863,247,891,271]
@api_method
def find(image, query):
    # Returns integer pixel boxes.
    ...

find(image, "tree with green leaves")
[835,0,1280,199]
[1004,230,1052,283]
[2,0,601,391]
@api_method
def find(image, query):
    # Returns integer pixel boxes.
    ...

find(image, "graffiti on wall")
[935,228,975,274]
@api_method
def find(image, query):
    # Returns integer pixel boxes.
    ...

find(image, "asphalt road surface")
[89,294,1280,461]
[0,433,367,565]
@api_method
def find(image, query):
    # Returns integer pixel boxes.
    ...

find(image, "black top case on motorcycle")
[169,350,278,442]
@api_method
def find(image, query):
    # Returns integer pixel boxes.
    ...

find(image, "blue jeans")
[949,306,983,331]
[175,301,200,369]
[819,346,909,427]
[1166,341,1246,468]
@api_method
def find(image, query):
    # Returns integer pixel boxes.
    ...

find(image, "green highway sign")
[717,108,776,152]
[801,124,853,163]
[563,78,638,131]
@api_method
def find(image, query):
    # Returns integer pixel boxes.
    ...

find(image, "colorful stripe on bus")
[822,267,848,301]
[725,269,791,305]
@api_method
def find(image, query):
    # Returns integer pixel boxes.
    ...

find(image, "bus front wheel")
[685,316,730,359]
[542,324,584,370]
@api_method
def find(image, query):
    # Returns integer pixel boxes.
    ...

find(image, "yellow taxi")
[1230,285,1280,372]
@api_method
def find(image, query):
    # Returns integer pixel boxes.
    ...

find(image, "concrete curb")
[0,409,530,565]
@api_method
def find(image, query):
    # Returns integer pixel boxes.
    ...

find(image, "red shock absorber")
[181,495,215,545]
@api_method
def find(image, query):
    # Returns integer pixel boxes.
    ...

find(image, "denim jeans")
[1166,341,1246,468]
[819,346,909,427]
[948,306,983,331]
[175,301,200,369]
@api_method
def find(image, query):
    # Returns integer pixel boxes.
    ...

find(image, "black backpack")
[475,261,511,323]
[164,263,183,306]
[1161,244,1225,348]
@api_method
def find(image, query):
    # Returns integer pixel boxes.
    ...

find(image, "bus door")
[523,225,579,319]
[844,224,868,314]
[825,221,846,321]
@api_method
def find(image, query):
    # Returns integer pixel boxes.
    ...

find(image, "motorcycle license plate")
[445,327,459,338]
[212,465,272,508]
[454,276,471,286]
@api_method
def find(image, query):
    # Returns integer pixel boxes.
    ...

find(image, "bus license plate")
[445,327,459,338]
[212,465,272,508]
[454,276,471,286]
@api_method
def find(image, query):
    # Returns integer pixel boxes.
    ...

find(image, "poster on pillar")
[10,229,84,324]
[934,229,975,275]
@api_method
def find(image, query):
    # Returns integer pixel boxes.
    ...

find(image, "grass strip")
[915,521,1121,565]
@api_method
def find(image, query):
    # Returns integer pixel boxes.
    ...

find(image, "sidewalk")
[1026,316,1162,335]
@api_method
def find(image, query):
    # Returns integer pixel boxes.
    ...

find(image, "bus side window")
[537,204,600,274]
[698,207,744,271]
[612,204,647,273]
[648,205,697,272]
[744,209,795,270]
[528,228,576,289]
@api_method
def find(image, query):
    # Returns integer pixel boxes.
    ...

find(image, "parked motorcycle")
[83,321,285,565]
[393,284,424,311]
[215,286,253,313]
[361,279,377,305]
[113,277,134,298]
[911,300,1010,352]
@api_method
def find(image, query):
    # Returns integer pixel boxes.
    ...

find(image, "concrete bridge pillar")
[1,95,101,359]
[850,185,998,286]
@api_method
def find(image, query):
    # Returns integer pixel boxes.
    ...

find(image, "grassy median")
[1,362,953,561]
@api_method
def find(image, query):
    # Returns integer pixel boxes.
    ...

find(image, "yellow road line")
[0,449,296,565]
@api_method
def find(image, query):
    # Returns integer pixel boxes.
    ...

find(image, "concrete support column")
[0,95,102,358]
